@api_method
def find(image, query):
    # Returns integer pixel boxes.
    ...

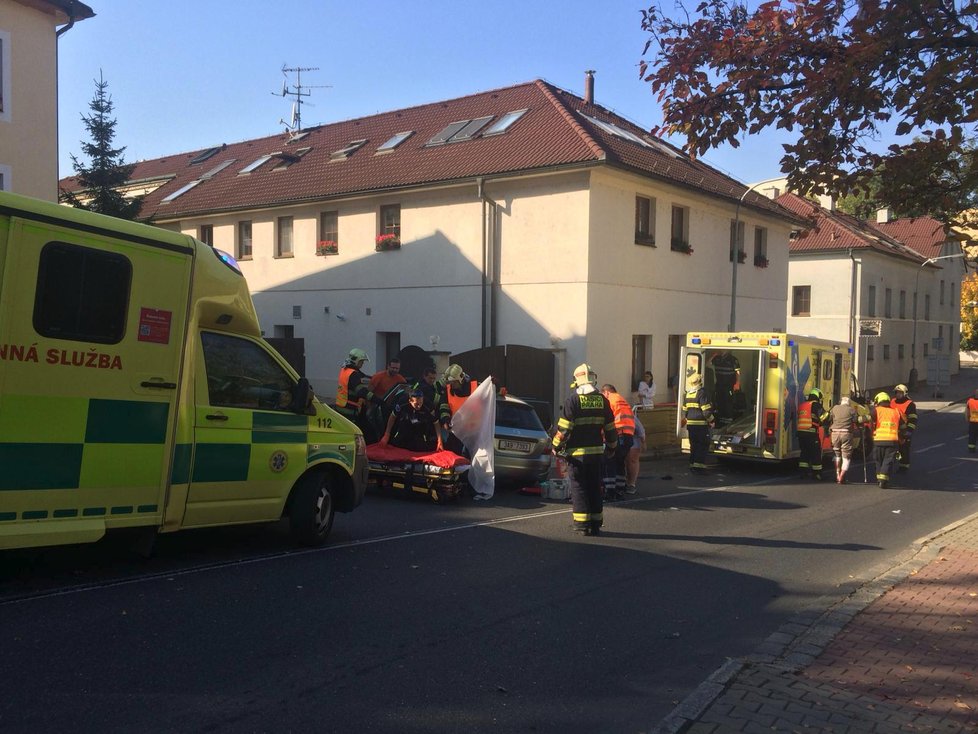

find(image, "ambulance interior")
[687,348,763,445]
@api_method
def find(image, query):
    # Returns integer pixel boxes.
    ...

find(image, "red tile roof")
[61,80,800,225]
[875,216,952,259]
[777,193,928,265]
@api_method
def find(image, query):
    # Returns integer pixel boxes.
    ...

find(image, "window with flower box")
[377,204,401,251]
[318,211,338,256]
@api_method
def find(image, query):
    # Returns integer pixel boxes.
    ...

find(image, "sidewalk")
[652,366,978,734]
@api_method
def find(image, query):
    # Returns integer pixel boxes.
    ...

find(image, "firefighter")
[435,364,473,453]
[682,373,714,475]
[552,363,617,537]
[709,350,740,424]
[378,387,442,453]
[797,387,828,479]
[600,384,636,502]
[827,396,859,484]
[871,392,906,488]
[967,389,978,453]
[891,384,918,471]
[335,348,383,441]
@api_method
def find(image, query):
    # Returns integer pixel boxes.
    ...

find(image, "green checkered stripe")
[0,395,170,521]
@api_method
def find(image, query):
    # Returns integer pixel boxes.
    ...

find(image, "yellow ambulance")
[678,331,869,462]
[0,191,367,551]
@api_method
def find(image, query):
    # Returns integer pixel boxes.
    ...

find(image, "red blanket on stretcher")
[366,444,469,469]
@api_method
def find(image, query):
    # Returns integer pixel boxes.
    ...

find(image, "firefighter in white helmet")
[552,363,617,536]
[891,384,917,471]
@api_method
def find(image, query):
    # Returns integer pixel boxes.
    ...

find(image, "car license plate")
[499,439,532,453]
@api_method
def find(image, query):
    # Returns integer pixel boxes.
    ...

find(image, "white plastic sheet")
[450,377,496,499]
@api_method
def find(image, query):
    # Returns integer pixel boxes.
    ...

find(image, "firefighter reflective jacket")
[606,391,636,436]
[797,399,826,433]
[892,397,917,432]
[683,388,714,426]
[872,405,903,444]
[968,397,978,423]
[336,366,372,416]
[553,387,617,458]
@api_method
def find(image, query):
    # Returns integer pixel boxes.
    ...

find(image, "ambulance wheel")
[289,471,335,546]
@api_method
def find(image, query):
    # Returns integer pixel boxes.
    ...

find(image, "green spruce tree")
[61,71,141,220]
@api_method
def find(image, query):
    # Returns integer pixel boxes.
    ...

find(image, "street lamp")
[910,252,967,387]
[729,176,786,331]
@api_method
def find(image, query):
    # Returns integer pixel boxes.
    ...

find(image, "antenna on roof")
[272,64,330,137]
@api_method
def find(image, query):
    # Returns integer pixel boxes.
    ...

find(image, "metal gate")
[450,344,555,428]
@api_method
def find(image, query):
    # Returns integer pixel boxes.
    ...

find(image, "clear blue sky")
[54,0,833,185]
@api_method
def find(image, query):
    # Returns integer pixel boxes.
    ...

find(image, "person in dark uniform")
[552,363,617,537]
[378,388,443,453]
[710,350,740,424]
[682,373,714,475]
[891,384,917,471]
[797,387,828,479]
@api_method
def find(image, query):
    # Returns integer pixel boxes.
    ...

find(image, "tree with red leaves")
[640,1,978,223]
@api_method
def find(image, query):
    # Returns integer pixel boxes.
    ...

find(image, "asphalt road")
[1,401,976,733]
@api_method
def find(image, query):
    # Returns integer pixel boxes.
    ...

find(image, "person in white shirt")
[637,371,656,408]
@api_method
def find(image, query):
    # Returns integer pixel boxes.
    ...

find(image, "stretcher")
[366,444,471,503]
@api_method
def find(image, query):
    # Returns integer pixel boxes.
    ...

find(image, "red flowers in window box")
[316,240,338,256]
[375,233,401,251]
[754,255,769,268]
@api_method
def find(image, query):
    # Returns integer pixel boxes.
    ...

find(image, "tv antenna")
[273,64,330,136]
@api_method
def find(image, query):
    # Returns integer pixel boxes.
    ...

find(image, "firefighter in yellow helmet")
[870,391,906,488]
[335,348,383,441]
[891,384,917,471]
[552,363,617,536]
[797,387,828,479]
[682,373,714,475]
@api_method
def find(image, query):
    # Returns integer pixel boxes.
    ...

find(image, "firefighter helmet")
[874,391,891,404]
[347,348,369,364]
[808,387,823,401]
[894,383,909,394]
[687,373,703,388]
[443,363,466,383]
[573,363,597,387]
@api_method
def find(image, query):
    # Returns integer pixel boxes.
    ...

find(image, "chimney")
[876,207,893,224]
[818,194,835,211]
[584,70,595,105]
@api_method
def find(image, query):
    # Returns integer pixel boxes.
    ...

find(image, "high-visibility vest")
[968,397,978,423]
[892,398,917,430]
[607,391,636,436]
[797,400,815,432]
[873,405,901,443]
[446,380,477,415]
[336,366,362,410]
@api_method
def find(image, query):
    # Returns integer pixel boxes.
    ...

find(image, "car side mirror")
[290,377,315,415]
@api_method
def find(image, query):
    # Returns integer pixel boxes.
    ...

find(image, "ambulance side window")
[33,242,131,344]
[200,331,293,411]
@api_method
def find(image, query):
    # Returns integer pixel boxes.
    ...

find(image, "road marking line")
[914,443,945,453]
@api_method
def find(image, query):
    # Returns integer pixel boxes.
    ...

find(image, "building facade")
[0,0,93,199]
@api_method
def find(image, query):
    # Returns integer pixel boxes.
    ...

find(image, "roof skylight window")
[376,131,414,153]
[239,155,273,174]
[330,139,367,161]
[451,116,494,141]
[200,159,237,179]
[482,109,527,136]
[426,120,470,146]
[160,179,202,203]
[581,113,659,151]
[273,147,312,170]
[189,146,222,165]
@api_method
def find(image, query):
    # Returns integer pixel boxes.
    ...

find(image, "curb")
[649,508,978,734]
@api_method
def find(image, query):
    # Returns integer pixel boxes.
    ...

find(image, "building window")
[753,227,768,266]
[923,343,929,357]
[867,344,875,362]
[951,283,956,307]
[198,225,213,246]
[940,279,945,305]
[635,196,655,246]
[883,344,891,360]
[631,335,652,391]
[670,205,690,251]
[0,163,10,191]
[866,285,876,317]
[379,204,401,239]
[729,219,745,262]
[377,331,401,367]
[791,285,811,316]
[0,30,10,123]
[898,344,905,359]
[276,216,294,258]
[237,221,252,260]
[884,288,892,318]
[319,211,338,255]
[899,290,906,319]
[925,294,931,320]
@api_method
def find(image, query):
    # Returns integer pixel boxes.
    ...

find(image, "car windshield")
[496,401,544,431]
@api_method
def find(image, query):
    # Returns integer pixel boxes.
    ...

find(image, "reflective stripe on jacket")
[336,367,359,410]
[968,397,978,423]
[553,389,617,458]
[892,398,917,431]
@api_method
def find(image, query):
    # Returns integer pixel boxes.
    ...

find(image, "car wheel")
[289,471,335,546]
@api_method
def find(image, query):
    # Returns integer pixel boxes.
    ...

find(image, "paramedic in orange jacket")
[871,392,907,488]
[967,389,978,453]
[601,384,636,502]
